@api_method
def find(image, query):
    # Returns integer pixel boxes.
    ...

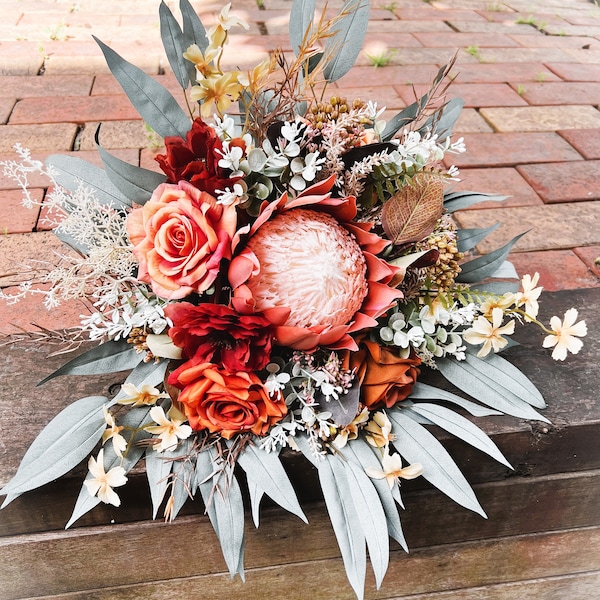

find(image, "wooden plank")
[4,526,600,600]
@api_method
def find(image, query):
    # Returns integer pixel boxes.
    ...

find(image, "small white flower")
[146,406,193,453]
[84,449,128,506]
[543,308,587,361]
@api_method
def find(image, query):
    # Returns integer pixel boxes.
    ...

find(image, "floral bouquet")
[0,1,587,597]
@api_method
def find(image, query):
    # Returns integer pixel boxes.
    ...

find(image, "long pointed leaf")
[319,455,367,600]
[159,1,192,89]
[457,232,527,284]
[145,446,174,518]
[169,437,197,520]
[408,404,512,468]
[1,396,107,504]
[409,382,502,417]
[46,154,130,210]
[388,409,486,517]
[420,97,464,141]
[38,340,142,385]
[95,126,166,204]
[94,36,191,139]
[248,478,264,528]
[290,0,316,55]
[444,191,509,213]
[457,224,501,253]
[322,0,370,82]
[180,0,209,52]
[437,352,548,422]
[233,439,307,523]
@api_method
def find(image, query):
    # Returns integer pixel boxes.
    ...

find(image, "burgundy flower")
[155,118,239,197]
[165,302,274,372]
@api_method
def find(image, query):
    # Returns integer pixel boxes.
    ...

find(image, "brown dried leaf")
[381,173,444,245]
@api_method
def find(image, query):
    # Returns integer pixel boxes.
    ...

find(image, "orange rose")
[343,340,420,409]
[126,181,237,300]
[168,359,287,439]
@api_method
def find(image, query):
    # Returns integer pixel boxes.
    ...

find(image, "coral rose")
[168,360,287,439]
[164,302,274,372]
[126,181,237,300]
[343,340,420,408]
[155,117,238,197]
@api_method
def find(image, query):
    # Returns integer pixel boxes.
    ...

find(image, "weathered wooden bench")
[1,288,599,599]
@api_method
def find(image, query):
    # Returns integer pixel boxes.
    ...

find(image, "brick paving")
[0,0,599,333]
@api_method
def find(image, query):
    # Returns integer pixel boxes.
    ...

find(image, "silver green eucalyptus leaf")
[95,126,167,204]
[444,191,510,213]
[406,404,512,469]
[319,454,367,600]
[457,224,501,254]
[419,97,464,142]
[169,437,197,520]
[1,396,108,506]
[159,0,193,89]
[46,154,131,210]
[247,478,264,528]
[230,438,307,523]
[66,405,154,528]
[180,0,209,53]
[145,445,174,519]
[38,340,143,386]
[94,36,191,139]
[457,232,527,284]
[388,409,486,517]
[408,382,502,417]
[322,0,370,83]
[289,0,316,55]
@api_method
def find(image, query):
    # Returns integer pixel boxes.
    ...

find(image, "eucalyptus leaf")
[444,191,509,213]
[420,97,464,141]
[292,432,320,468]
[322,0,370,83]
[409,382,502,417]
[487,259,519,280]
[66,405,153,528]
[457,232,527,284]
[457,224,501,253]
[46,154,130,210]
[319,454,367,600]
[159,1,194,89]
[38,340,143,385]
[248,478,264,528]
[180,0,209,52]
[344,460,390,588]
[472,281,521,294]
[145,445,174,518]
[1,396,107,504]
[407,403,512,468]
[95,126,166,204]
[94,36,191,139]
[388,409,486,517]
[232,439,307,523]
[345,439,408,551]
[290,0,316,55]
[436,352,549,422]
[170,437,197,520]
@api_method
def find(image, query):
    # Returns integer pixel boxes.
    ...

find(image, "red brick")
[0,123,77,152]
[0,189,43,233]
[508,250,600,292]
[0,98,15,124]
[340,64,444,88]
[558,129,600,160]
[474,47,575,64]
[452,167,543,209]
[9,95,140,125]
[546,62,600,82]
[0,75,93,99]
[517,160,600,204]
[412,32,520,48]
[395,83,527,108]
[514,82,600,105]
[444,132,583,168]
[574,245,600,280]
[0,42,44,76]
[140,148,166,173]
[397,7,487,21]
[362,32,423,48]
[508,34,600,49]
[448,62,561,84]
[447,20,541,35]
[329,85,405,111]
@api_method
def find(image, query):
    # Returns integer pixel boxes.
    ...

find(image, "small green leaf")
[408,403,512,468]
[1,396,107,505]
[322,0,370,82]
[388,409,486,517]
[38,340,142,385]
[95,125,166,204]
[457,232,527,284]
[94,36,191,139]
[159,1,193,89]
[457,224,501,253]
[436,351,548,421]
[46,154,130,210]
[444,191,509,213]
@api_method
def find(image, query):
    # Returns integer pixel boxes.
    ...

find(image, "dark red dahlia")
[164,302,274,372]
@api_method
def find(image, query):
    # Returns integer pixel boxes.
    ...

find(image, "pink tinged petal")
[228,249,261,289]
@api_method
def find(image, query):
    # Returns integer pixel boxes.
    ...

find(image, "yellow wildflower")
[191,71,244,118]
[183,43,220,79]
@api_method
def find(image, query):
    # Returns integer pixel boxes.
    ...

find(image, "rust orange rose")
[126,181,237,300]
[343,340,420,409]
[168,359,287,439]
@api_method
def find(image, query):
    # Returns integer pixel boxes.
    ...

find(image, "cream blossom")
[364,411,394,448]
[118,383,169,407]
[332,408,370,449]
[516,272,543,321]
[463,307,515,357]
[543,308,587,361]
[479,293,517,319]
[365,447,423,489]
[146,406,193,452]
[84,449,127,506]
[101,406,127,458]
